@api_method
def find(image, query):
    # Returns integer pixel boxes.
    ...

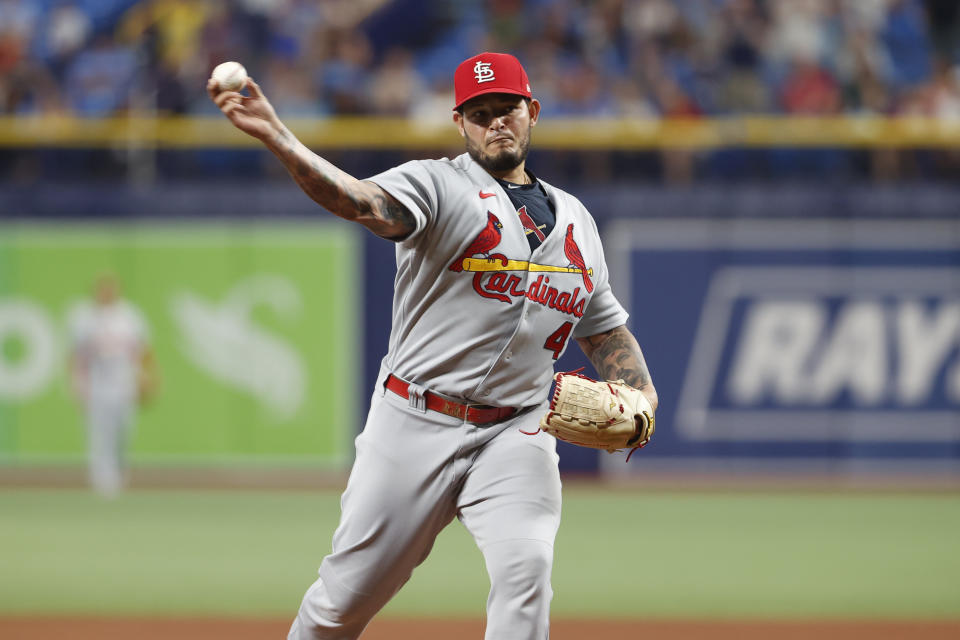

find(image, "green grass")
[1,487,958,619]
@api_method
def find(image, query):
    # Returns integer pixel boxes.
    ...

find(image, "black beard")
[465,129,531,174]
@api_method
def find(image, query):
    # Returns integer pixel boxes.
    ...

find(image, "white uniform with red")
[69,300,149,497]
[289,152,628,639]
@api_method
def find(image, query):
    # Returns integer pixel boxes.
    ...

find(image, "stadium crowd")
[1,0,958,184]
[1,0,958,121]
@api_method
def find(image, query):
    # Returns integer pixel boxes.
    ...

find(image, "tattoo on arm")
[365,190,416,238]
[268,128,416,239]
[577,326,652,391]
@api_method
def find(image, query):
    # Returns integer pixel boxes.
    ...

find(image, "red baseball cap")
[453,52,532,110]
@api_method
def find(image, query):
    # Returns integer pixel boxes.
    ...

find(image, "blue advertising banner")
[604,218,960,471]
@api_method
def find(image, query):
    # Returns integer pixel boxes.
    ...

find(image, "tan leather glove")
[537,371,655,456]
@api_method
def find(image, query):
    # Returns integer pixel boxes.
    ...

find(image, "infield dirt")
[2,617,960,639]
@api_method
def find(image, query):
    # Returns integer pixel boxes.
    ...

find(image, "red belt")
[385,375,518,423]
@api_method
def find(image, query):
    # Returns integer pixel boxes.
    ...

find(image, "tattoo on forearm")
[583,326,651,390]
[270,128,415,237]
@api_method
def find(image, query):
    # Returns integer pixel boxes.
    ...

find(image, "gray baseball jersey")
[368,152,628,408]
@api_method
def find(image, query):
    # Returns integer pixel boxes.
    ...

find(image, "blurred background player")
[68,273,157,497]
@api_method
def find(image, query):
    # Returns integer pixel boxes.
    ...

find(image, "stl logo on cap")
[474,61,495,83]
[454,52,532,109]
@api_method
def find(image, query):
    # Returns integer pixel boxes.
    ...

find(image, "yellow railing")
[2,115,960,149]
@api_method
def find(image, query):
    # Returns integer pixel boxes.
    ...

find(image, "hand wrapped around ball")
[537,371,655,457]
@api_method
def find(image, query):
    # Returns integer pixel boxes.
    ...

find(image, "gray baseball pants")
[288,374,562,639]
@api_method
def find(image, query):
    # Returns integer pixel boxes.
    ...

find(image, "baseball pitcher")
[208,52,658,639]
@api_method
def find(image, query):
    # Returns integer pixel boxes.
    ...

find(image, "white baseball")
[212,61,248,92]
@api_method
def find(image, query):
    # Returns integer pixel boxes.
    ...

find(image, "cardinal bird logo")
[563,224,594,292]
[449,211,505,271]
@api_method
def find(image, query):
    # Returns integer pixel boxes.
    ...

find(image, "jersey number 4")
[543,322,573,360]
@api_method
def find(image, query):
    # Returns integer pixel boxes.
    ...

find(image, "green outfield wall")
[0,223,359,467]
